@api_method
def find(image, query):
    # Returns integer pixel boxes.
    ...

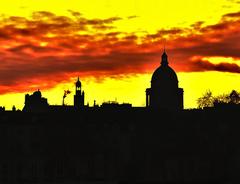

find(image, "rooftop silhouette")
[146,50,183,110]
[20,51,184,113]
[0,51,240,184]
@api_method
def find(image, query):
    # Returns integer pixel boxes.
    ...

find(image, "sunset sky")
[0,0,240,110]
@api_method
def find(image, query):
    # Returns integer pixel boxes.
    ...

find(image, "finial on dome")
[161,48,168,66]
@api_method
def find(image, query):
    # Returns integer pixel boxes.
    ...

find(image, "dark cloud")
[226,0,240,4]
[8,44,60,53]
[0,10,239,94]
[0,11,122,41]
[223,11,240,18]
[127,15,139,19]
[183,59,240,73]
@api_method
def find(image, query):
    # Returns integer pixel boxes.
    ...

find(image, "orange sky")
[0,0,240,110]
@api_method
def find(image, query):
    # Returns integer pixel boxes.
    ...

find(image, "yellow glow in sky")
[1,71,240,110]
[0,0,239,33]
[0,0,240,110]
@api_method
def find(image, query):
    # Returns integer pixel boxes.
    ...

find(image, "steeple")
[76,76,81,88]
[161,49,168,66]
[74,76,84,108]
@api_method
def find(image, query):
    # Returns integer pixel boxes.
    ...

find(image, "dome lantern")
[161,50,168,66]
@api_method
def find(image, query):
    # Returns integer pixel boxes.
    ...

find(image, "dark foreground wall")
[0,108,239,183]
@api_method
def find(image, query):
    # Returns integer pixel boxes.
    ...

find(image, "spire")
[161,49,168,66]
[76,76,81,88]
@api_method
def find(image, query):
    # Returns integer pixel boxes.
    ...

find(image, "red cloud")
[0,11,240,94]
[182,59,240,73]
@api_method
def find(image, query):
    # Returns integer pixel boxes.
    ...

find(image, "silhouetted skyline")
[0,2,240,183]
[20,50,185,112]
[0,1,239,109]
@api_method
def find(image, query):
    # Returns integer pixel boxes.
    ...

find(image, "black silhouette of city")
[22,51,183,113]
[0,50,239,183]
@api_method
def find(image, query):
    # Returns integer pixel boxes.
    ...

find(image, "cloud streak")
[0,11,240,94]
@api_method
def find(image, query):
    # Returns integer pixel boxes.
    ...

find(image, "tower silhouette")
[23,90,49,112]
[146,50,183,110]
[74,77,85,108]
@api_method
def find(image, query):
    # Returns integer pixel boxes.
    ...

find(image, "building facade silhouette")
[23,90,49,112]
[146,51,184,110]
[23,77,86,112]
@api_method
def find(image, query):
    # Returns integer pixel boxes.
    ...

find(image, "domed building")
[23,89,49,112]
[146,51,183,110]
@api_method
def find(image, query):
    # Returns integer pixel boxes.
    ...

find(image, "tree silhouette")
[198,90,240,108]
[213,90,240,105]
[197,90,214,108]
[229,90,240,104]
[213,94,229,105]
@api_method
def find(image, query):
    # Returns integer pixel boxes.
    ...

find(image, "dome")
[33,90,42,98]
[151,51,178,88]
